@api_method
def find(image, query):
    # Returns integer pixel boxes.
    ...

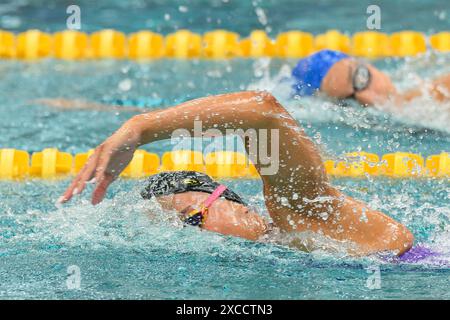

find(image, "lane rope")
[1,29,449,59]
[0,148,448,179]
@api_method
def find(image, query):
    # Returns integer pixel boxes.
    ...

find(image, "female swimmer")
[58,91,414,256]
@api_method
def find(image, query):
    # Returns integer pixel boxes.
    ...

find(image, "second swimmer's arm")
[33,98,150,112]
[392,73,450,105]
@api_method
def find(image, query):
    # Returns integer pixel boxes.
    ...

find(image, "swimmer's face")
[354,63,396,105]
[321,58,396,105]
[156,191,268,240]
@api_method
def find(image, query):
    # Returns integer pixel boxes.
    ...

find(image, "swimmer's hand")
[59,120,142,205]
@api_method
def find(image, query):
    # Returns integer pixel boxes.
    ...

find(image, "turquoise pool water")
[1,0,448,34]
[0,0,449,299]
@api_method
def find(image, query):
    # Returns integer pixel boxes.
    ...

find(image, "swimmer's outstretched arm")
[60,91,326,204]
[60,91,413,255]
[32,98,149,112]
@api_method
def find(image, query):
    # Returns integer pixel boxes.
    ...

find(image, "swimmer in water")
[291,49,450,106]
[58,91,414,256]
[36,49,450,112]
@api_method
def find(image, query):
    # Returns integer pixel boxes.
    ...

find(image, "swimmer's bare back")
[59,91,413,256]
[33,98,150,113]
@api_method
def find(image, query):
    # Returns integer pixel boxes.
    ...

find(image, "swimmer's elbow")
[397,226,414,256]
[248,90,277,104]
[245,90,289,115]
[405,231,414,252]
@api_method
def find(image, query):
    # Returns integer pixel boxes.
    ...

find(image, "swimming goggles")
[183,184,228,227]
[352,64,371,92]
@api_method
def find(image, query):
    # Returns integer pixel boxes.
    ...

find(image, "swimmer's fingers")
[59,166,88,203]
[92,173,115,205]
[90,145,118,205]
[74,148,103,196]
[90,145,133,204]
[59,148,101,203]
[59,173,82,203]
[73,164,97,197]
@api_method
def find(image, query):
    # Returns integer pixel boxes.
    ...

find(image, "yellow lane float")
[16,30,52,59]
[315,30,351,54]
[430,32,450,52]
[30,148,73,178]
[160,150,205,172]
[0,148,448,179]
[128,31,165,59]
[0,149,29,179]
[53,30,89,59]
[165,30,202,58]
[122,150,159,178]
[275,31,315,58]
[0,30,15,58]
[351,31,390,58]
[90,29,127,58]
[380,152,424,177]
[390,31,427,57]
[1,29,449,59]
[426,152,449,177]
[205,151,259,178]
[73,149,95,173]
[326,152,380,177]
[202,30,240,58]
[239,30,275,57]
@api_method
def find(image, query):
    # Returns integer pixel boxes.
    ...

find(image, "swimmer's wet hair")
[141,171,247,206]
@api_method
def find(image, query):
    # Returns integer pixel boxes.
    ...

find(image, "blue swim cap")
[292,50,349,96]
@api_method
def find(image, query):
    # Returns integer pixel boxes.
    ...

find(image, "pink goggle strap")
[203,185,228,208]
